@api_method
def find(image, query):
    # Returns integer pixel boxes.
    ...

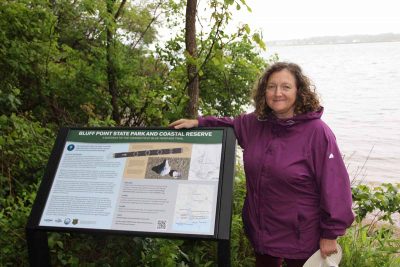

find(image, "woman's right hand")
[169,119,199,129]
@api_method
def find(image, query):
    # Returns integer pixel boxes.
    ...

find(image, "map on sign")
[173,184,215,232]
[189,145,222,181]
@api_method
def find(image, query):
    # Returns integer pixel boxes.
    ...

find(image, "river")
[261,42,400,184]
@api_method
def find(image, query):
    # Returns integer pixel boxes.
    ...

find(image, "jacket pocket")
[295,210,320,252]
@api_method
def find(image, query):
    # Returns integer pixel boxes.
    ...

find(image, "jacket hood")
[260,107,323,127]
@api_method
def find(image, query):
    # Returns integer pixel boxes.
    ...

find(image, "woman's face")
[265,69,298,119]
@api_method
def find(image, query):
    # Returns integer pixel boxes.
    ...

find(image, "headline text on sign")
[78,131,213,137]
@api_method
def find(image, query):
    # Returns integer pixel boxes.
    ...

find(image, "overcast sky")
[230,0,400,40]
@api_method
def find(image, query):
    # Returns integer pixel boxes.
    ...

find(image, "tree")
[106,0,126,123]
[157,0,269,121]
[199,37,268,116]
[0,0,58,120]
[185,0,199,118]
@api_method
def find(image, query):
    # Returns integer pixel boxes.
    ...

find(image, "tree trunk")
[185,0,199,118]
[106,0,120,124]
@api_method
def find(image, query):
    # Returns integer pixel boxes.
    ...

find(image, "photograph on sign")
[39,129,223,236]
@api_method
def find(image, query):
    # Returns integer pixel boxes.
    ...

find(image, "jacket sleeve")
[311,124,354,239]
[197,114,250,149]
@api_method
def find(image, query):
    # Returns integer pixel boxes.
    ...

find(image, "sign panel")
[38,129,227,237]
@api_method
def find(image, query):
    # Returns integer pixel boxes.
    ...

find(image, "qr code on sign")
[156,219,167,230]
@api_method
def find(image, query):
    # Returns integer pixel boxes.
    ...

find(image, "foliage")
[339,224,400,267]
[0,113,54,198]
[338,183,400,267]
[0,0,57,117]
[352,183,400,224]
[0,183,39,266]
[1,0,267,127]
[155,0,269,120]
[46,233,145,266]
[0,112,54,266]
[139,238,188,267]
[198,39,268,116]
[1,0,174,126]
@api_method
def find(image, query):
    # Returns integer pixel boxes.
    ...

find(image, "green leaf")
[252,32,266,50]
[244,24,250,34]
[56,241,64,249]
[224,0,235,5]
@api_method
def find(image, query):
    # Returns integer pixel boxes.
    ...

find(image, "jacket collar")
[259,107,323,127]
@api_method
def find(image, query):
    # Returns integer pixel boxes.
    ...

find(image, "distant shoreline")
[268,40,400,47]
[266,33,400,47]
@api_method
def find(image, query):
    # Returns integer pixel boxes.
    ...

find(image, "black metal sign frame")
[26,127,236,266]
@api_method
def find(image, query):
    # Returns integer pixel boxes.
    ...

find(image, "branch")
[196,13,206,56]
[114,0,127,20]
[131,0,163,49]
[184,5,225,90]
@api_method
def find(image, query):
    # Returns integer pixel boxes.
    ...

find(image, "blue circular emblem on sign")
[67,144,75,151]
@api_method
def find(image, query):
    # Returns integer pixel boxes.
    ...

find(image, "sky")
[229,0,400,40]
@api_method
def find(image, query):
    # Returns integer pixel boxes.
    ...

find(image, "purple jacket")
[198,108,354,259]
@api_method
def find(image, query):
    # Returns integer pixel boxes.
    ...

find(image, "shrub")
[338,183,400,267]
[0,113,53,266]
[339,224,400,267]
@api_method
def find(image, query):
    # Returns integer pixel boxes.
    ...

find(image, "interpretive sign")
[27,127,236,242]
[37,128,229,236]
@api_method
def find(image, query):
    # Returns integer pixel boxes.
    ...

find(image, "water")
[262,42,400,184]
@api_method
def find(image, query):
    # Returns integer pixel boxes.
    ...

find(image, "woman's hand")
[169,119,199,129]
[319,238,338,258]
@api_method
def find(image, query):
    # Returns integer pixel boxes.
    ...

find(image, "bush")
[0,183,38,266]
[339,224,400,267]
[339,183,400,267]
[0,113,54,266]
[0,113,54,198]
[352,183,400,224]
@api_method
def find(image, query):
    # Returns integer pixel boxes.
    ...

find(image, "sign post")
[26,127,236,266]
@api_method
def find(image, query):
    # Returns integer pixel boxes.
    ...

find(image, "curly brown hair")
[252,62,320,119]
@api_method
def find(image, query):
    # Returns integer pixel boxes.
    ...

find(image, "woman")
[170,62,354,267]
